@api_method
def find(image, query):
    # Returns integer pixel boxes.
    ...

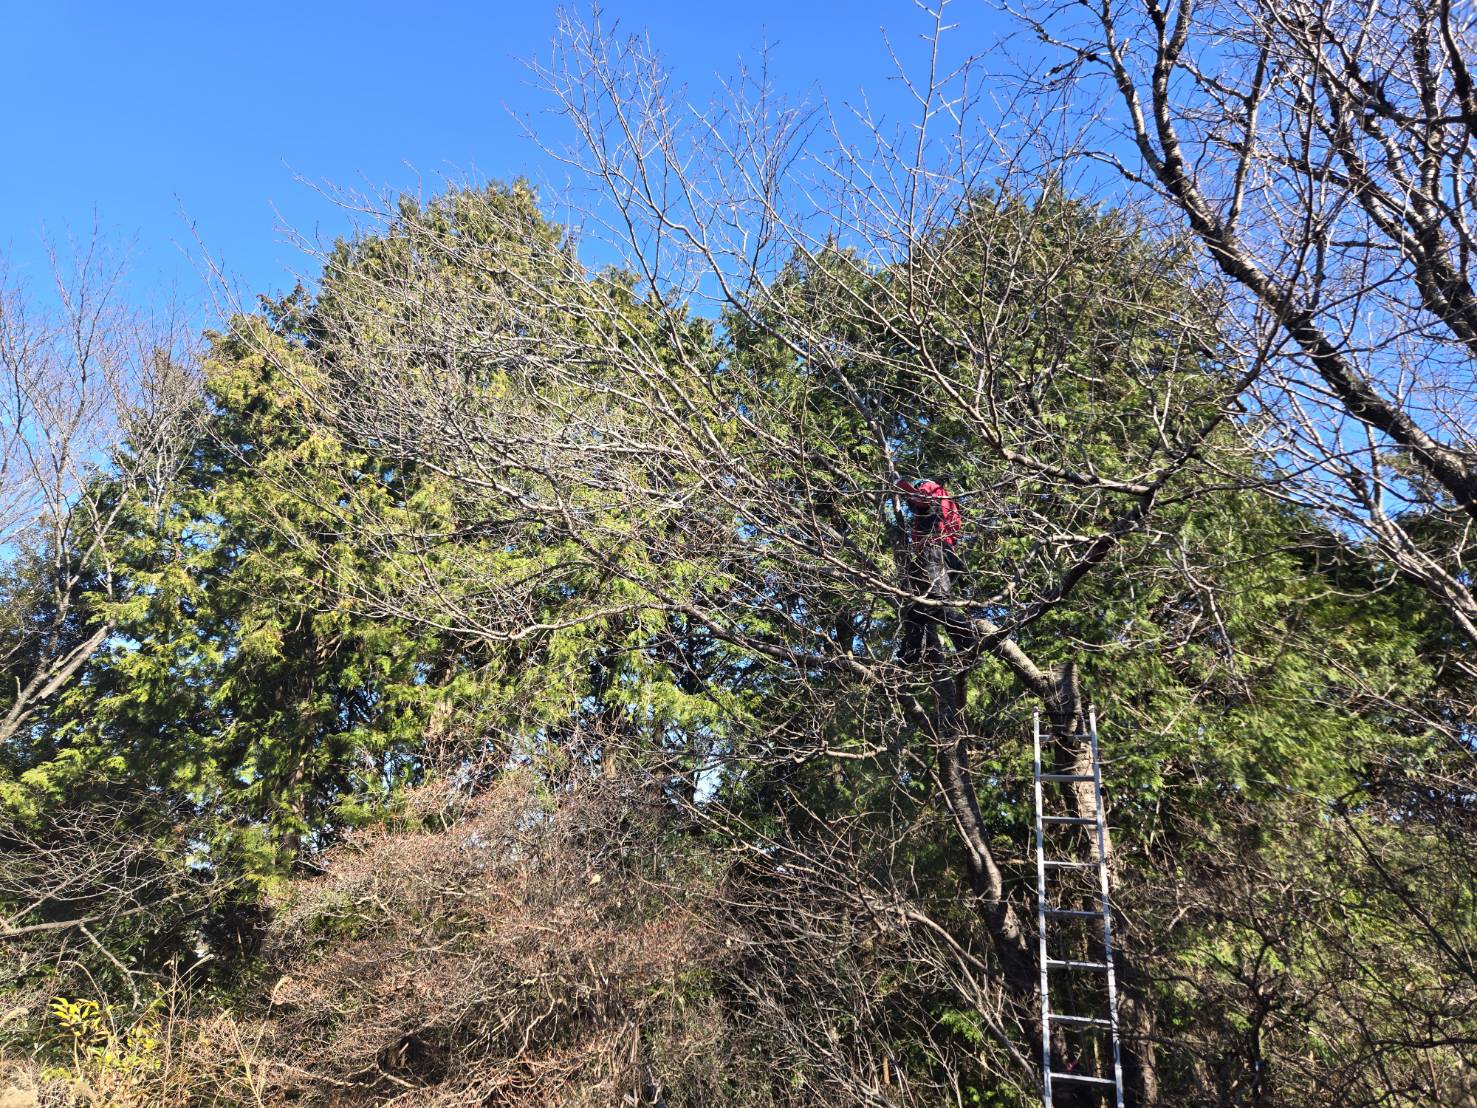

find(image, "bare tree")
[1019,0,1477,655]
[0,233,201,749]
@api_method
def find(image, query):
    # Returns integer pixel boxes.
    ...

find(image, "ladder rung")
[1040,773,1095,782]
[1049,1072,1116,1086]
[1042,815,1096,825]
[1042,859,1098,868]
[1045,908,1101,919]
[1047,958,1112,971]
[1048,1013,1113,1028]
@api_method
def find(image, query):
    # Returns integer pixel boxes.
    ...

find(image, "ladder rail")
[1088,708,1127,1108]
[1033,708,1127,1108]
[1032,712,1054,1107]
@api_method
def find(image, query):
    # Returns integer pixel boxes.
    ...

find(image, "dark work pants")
[899,546,975,665]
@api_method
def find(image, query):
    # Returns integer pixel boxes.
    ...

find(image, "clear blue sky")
[1,1,1010,316]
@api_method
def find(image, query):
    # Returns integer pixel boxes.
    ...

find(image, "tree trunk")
[923,624,1046,1093]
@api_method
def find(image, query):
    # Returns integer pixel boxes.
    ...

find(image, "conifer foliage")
[2,12,1475,1104]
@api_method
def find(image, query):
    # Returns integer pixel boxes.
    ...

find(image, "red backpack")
[900,479,963,547]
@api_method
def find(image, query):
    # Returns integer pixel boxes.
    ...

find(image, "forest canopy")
[2,4,1475,1106]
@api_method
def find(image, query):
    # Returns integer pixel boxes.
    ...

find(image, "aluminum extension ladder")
[1031,708,1125,1107]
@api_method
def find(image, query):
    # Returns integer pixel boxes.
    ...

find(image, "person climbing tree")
[893,475,976,666]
